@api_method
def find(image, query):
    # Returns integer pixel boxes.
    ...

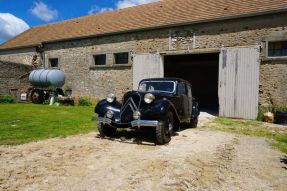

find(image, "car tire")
[189,99,199,128]
[156,111,174,145]
[98,124,117,137]
[189,117,198,128]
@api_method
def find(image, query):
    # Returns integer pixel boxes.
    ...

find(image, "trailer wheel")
[56,88,64,96]
[31,89,44,104]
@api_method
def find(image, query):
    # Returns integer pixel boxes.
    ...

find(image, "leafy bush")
[257,107,264,121]
[78,97,92,106]
[0,94,16,104]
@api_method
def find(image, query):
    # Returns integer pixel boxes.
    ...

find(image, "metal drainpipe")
[192,32,196,49]
[42,51,45,69]
[168,29,172,51]
[36,44,45,69]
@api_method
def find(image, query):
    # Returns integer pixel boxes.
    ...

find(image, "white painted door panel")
[133,54,164,90]
[218,47,260,119]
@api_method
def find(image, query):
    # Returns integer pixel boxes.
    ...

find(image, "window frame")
[138,80,176,93]
[187,84,192,97]
[266,40,287,59]
[114,52,130,65]
[89,51,132,70]
[93,54,107,66]
[49,58,59,68]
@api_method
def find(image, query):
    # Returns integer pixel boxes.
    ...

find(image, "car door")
[177,82,189,121]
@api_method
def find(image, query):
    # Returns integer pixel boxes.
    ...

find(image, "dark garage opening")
[164,53,219,113]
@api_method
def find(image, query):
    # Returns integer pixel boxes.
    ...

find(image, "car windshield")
[138,81,175,93]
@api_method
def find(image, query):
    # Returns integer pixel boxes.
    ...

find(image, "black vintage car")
[93,78,200,144]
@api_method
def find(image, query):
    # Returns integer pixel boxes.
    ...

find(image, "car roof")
[140,77,191,86]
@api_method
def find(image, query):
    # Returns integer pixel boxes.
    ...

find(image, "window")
[178,83,187,96]
[94,54,106,65]
[114,52,129,65]
[49,58,58,68]
[139,81,176,93]
[268,41,287,57]
[187,84,192,97]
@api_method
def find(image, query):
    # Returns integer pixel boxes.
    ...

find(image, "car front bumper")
[92,116,159,128]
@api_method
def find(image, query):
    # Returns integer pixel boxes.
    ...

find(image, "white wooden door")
[218,47,260,119]
[133,53,164,90]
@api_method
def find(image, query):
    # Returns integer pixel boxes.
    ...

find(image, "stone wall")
[42,12,287,102]
[44,38,135,99]
[259,59,287,106]
[0,61,32,99]
[0,47,38,66]
[1,12,287,104]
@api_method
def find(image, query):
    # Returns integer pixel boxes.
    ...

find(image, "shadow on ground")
[94,126,195,146]
[95,128,158,146]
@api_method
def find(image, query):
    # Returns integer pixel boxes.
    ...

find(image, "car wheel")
[189,99,199,128]
[156,111,174,145]
[189,116,198,128]
[98,124,117,137]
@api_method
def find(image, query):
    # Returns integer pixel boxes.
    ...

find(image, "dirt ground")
[0,115,287,191]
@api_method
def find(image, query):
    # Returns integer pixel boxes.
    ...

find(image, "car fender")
[141,99,180,124]
[192,98,200,119]
[95,99,122,119]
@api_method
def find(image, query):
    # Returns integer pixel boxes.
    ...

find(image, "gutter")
[0,44,41,52]
[1,8,287,51]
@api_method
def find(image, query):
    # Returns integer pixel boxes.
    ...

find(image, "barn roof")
[1,0,287,50]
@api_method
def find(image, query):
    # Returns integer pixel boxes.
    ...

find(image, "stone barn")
[0,0,287,119]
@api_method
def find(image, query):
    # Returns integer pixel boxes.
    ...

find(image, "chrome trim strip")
[120,93,141,122]
[92,116,112,125]
[131,120,159,128]
[92,117,159,128]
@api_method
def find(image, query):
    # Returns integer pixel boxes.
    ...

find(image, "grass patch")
[208,117,287,154]
[0,104,97,145]
[214,117,262,127]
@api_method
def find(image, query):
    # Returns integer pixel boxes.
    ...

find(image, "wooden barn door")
[133,53,164,90]
[218,47,260,119]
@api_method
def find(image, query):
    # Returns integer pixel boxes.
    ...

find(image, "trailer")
[28,69,65,104]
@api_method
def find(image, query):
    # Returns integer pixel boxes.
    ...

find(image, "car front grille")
[120,93,141,123]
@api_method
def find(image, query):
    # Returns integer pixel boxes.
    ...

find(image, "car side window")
[178,82,187,96]
[187,84,192,97]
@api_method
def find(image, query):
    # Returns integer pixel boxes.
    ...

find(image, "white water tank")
[29,69,65,88]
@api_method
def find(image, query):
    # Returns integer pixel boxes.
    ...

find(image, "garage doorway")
[164,53,219,114]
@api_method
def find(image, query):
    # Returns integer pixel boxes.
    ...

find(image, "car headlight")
[106,93,116,103]
[144,93,155,104]
[106,110,114,118]
[133,111,141,120]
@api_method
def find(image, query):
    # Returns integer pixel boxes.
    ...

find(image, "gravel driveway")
[0,117,286,191]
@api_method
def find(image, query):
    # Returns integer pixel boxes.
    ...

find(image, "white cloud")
[116,0,159,9]
[31,1,58,22]
[88,0,159,15]
[88,5,113,15]
[0,13,30,43]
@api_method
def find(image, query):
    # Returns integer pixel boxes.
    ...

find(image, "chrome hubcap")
[168,123,173,132]
[165,118,173,135]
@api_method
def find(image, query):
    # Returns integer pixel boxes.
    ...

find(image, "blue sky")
[0,0,158,43]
